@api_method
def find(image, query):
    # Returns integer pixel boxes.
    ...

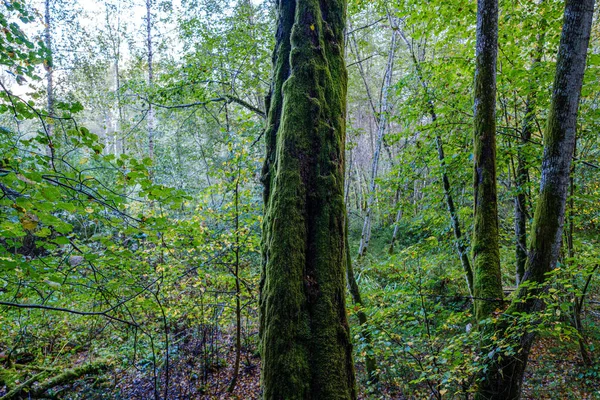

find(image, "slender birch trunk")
[146,0,155,160]
[357,25,398,258]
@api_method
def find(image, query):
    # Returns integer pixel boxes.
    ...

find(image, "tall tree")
[357,19,398,258]
[259,0,356,398]
[346,217,377,384]
[399,27,474,296]
[44,0,54,157]
[476,0,595,398]
[105,0,125,156]
[514,19,546,286]
[472,0,503,320]
[146,0,155,160]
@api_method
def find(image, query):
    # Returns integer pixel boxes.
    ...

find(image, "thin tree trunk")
[388,204,402,253]
[358,25,398,258]
[146,0,155,160]
[109,2,125,155]
[346,218,378,383]
[475,1,595,398]
[348,21,378,119]
[227,171,242,392]
[345,148,353,206]
[515,26,545,286]
[472,0,503,320]
[514,108,531,285]
[259,0,356,398]
[399,29,474,296]
[44,0,53,158]
[354,167,363,211]
[344,144,377,383]
[574,263,597,366]
[567,139,592,365]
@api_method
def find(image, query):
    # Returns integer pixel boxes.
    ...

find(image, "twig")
[0,301,138,326]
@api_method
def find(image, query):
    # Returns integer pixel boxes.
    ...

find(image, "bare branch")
[0,301,138,326]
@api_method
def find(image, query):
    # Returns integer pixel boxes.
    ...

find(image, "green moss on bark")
[472,0,503,321]
[260,0,356,399]
[475,0,595,398]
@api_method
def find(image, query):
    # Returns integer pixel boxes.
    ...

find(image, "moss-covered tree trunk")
[346,218,377,384]
[259,0,356,399]
[472,0,503,320]
[475,1,595,398]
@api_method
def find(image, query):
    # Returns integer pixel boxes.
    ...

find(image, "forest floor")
[1,307,599,399]
[112,331,600,400]
[1,336,598,399]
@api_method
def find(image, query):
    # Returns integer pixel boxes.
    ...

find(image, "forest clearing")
[0,0,599,398]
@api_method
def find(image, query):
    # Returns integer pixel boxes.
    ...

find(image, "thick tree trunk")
[259,1,356,399]
[475,1,595,398]
[472,0,503,321]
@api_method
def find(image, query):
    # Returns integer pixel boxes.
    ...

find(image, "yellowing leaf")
[20,212,39,231]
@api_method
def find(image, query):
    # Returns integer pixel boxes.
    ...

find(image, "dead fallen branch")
[0,360,109,400]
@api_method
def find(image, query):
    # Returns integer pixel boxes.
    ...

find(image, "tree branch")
[0,301,138,326]
[152,95,265,118]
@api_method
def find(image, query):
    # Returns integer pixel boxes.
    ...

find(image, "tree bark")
[44,0,54,158]
[227,171,242,392]
[472,0,503,320]
[146,0,155,160]
[105,2,125,155]
[399,28,474,296]
[259,1,356,399]
[346,218,378,383]
[357,24,398,258]
[515,24,545,286]
[475,1,595,398]
[514,100,532,286]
